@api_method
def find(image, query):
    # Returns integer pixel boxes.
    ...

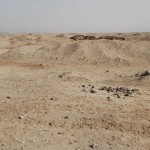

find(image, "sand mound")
[125,32,150,41]
[0,33,150,66]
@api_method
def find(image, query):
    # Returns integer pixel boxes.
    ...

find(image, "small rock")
[7,96,10,99]
[91,85,94,89]
[140,70,150,77]
[82,85,85,88]
[49,123,52,126]
[89,143,97,148]
[101,87,106,90]
[64,116,69,119]
[18,116,24,119]
[116,93,121,98]
[107,89,110,92]
[59,75,62,78]
[107,97,111,101]
[50,97,57,101]
[90,89,97,93]
[124,93,129,97]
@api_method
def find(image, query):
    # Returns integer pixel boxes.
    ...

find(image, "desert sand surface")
[0,33,150,150]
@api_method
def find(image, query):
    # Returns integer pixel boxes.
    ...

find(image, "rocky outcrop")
[135,70,150,80]
[99,36,125,41]
[70,35,97,41]
[70,35,125,41]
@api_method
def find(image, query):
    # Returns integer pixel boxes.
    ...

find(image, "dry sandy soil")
[0,33,150,150]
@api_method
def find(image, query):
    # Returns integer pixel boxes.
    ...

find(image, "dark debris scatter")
[99,86,139,97]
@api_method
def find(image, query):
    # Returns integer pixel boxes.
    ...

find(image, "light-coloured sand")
[0,33,150,150]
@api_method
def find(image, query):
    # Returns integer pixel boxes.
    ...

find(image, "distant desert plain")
[0,33,150,150]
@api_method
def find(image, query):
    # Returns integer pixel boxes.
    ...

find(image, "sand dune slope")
[0,33,150,66]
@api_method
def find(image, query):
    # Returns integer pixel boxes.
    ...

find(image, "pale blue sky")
[0,0,150,32]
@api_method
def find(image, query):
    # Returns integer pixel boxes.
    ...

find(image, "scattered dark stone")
[135,70,150,80]
[58,75,63,78]
[100,86,139,97]
[107,89,110,92]
[82,85,85,88]
[115,93,121,98]
[101,87,106,90]
[58,132,64,135]
[49,123,52,126]
[91,85,94,89]
[140,70,150,77]
[58,72,66,78]
[7,96,10,99]
[90,89,97,93]
[50,98,54,100]
[107,97,111,101]
[64,116,69,119]
[89,143,97,148]
[18,116,24,119]
[124,93,129,97]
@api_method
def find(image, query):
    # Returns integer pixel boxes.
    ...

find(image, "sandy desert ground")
[0,33,150,150]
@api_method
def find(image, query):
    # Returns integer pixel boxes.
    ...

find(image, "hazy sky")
[0,0,150,32]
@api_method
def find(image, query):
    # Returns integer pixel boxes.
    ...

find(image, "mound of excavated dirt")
[0,33,150,66]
